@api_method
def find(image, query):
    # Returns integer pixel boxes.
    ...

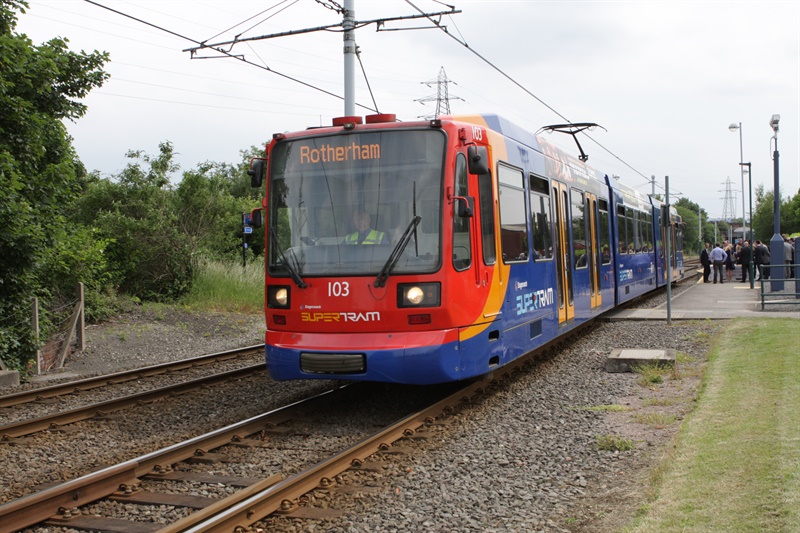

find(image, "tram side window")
[498,164,528,263]
[599,199,611,264]
[617,206,627,254]
[633,210,643,253]
[625,207,635,254]
[452,153,472,271]
[571,188,587,269]
[645,213,653,252]
[529,175,552,260]
[478,171,496,265]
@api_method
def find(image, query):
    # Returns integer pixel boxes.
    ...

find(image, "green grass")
[631,318,800,532]
[597,434,635,452]
[578,404,633,412]
[633,363,669,386]
[182,257,264,313]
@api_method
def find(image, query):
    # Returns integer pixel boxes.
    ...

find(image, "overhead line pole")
[343,0,356,116]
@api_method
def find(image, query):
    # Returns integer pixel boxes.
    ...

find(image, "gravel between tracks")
[3,304,721,532]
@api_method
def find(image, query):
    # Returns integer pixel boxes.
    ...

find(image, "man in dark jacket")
[738,240,752,283]
[754,240,770,281]
[700,242,711,283]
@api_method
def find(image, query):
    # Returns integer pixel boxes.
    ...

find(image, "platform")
[605,275,800,321]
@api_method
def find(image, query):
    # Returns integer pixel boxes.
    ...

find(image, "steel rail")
[171,377,491,533]
[0,386,342,532]
[1,321,574,532]
[0,364,264,439]
[0,345,264,409]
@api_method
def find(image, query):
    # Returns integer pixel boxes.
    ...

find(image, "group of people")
[700,235,797,284]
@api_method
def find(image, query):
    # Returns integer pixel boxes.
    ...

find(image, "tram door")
[552,181,574,324]
[660,219,676,282]
[586,193,601,309]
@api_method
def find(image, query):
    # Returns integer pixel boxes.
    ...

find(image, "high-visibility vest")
[345,229,386,245]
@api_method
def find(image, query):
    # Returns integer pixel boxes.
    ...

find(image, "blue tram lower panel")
[266,329,469,385]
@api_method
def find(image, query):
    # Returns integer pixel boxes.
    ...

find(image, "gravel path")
[2,305,720,532]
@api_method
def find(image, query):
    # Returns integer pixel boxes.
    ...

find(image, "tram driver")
[344,210,389,245]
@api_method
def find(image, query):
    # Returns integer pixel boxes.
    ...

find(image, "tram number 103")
[328,281,350,297]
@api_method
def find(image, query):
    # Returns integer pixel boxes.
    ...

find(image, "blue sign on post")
[244,227,253,234]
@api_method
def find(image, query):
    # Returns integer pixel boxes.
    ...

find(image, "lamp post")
[698,206,702,254]
[729,123,746,244]
[740,162,753,288]
[768,115,782,291]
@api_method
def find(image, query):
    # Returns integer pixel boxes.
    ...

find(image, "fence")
[759,264,800,310]
[33,283,85,374]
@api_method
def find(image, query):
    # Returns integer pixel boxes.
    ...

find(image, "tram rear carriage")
[255,113,679,385]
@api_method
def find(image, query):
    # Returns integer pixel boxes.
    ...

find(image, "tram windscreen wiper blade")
[374,215,422,288]
[270,227,307,288]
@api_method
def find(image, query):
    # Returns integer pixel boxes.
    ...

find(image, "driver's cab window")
[453,153,472,270]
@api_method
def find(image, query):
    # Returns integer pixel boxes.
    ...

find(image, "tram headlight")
[398,282,441,308]
[268,285,290,309]
[406,286,425,305]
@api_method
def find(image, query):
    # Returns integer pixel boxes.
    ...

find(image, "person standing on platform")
[724,241,735,282]
[709,242,727,284]
[700,243,711,283]
[784,235,794,279]
[738,240,752,283]
[754,240,770,281]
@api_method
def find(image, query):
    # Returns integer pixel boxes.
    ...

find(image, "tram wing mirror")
[467,146,489,175]
[456,196,474,218]
[249,208,263,228]
[249,158,267,188]
[660,205,670,227]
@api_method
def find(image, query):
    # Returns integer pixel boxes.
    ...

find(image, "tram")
[248,113,684,384]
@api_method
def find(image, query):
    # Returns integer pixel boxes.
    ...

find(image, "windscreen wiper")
[270,227,307,288]
[374,216,422,288]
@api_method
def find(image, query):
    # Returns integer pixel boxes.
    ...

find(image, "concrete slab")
[606,348,676,373]
[0,370,20,389]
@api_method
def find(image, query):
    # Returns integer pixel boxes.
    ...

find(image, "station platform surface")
[605,274,800,321]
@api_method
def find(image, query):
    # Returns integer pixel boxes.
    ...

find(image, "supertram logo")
[515,288,555,316]
[299,143,380,164]
[301,311,381,323]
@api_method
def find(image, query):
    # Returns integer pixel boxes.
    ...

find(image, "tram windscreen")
[267,130,445,277]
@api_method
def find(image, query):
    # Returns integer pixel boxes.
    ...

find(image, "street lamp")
[740,162,754,287]
[728,123,746,238]
[768,114,782,291]
[730,122,753,287]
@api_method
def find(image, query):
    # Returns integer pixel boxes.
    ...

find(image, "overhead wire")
[202,0,297,43]
[91,91,328,116]
[82,0,660,189]
[404,0,656,189]
[82,0,378,114]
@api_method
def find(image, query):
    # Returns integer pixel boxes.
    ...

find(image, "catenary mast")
[343,0,356,116]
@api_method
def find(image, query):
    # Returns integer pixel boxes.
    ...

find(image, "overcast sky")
[16,0,800,225]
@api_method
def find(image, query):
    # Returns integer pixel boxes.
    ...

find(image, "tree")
[0,1,109,369]
[675,197,714,254]
[73,142,194,301]
[752,186,800,242]
[175,160,261,259]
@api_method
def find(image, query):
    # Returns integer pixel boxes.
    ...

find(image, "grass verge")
[631,318,800,532]
[182,257,264,314]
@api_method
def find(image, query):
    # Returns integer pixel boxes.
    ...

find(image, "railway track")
[0,364,263,440]
[0,280,705,532]
[0,372,501,532]
[0,345,263,409]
